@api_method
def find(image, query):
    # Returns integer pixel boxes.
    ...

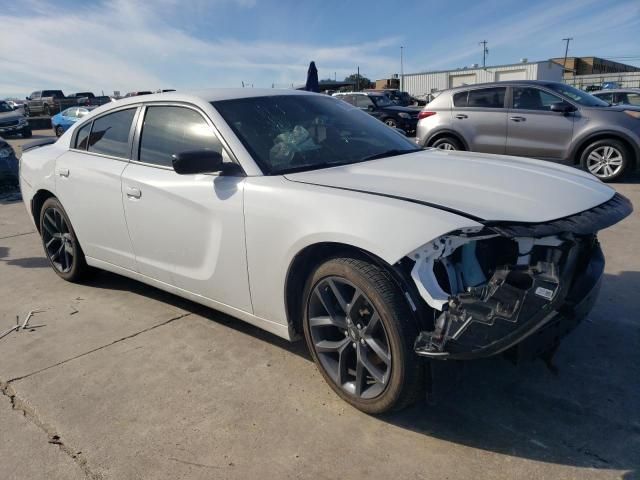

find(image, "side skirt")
[85,256,293,341]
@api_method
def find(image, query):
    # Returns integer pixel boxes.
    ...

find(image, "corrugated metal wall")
[403,61,563,96]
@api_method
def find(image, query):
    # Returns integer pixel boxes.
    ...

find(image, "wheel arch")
[570,131,639,170]
[284,242,424,340]
[425,129,468,150]
[31,189,56,233]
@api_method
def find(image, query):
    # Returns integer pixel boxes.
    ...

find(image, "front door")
[506,86,575,160]
[121,104,252,312]
[54,107,138,270]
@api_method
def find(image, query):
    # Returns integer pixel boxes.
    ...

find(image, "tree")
[344,73,373,91]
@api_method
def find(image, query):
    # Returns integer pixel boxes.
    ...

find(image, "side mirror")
[25,97,30,101]
[550,102,576,113]
[172,150,243,176]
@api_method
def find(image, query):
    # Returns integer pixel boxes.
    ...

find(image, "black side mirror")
[172,150,224,175]
[25,97,30,101]
[550,102,576,113]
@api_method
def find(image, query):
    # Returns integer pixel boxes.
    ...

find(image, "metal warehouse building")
[403,60,564,96]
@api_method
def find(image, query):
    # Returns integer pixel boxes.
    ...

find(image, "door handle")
[126,186,142,199]
[455,114,468,119]
[56,168,70,177]
[510,116,526,122]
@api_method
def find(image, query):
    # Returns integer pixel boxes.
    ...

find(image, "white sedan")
[19,89,632,413]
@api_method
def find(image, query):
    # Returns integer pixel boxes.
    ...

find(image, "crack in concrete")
[0,230,36,240]
[0,312,192,479]
[0,380,103,480]
[7,312,192,384]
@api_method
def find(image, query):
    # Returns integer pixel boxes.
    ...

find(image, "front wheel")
[383,118,398,128]
[302,257,424,414]
[55,125,64,137]
[580,139,630,182]
[39,197,89,282]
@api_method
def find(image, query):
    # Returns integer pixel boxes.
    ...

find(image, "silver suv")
[416,80,640,181]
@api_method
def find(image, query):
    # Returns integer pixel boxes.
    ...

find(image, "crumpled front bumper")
[414,239,604,360]
[412,192,631,361]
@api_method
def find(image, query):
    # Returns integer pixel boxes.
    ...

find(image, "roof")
[440,79,567,93]
[333,91,385,97]
[109,88,317,109]
[591,88,640,94]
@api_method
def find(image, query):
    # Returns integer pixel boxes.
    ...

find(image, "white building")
[403,60,564,96]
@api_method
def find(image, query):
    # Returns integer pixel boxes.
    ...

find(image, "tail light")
[418,111,436,120]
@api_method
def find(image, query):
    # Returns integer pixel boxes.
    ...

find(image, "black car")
[0,101,32,138]
[0,137,19,189]
[334,92,419,134]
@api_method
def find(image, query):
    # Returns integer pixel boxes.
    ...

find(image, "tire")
[383,118,398,128]
[580,139,630,182]
[39,197,89,282]
[22,128,32,138]
[43,104,51,116]
[431,136,463,151]
[55,126,64,137]
[302,257,424,414]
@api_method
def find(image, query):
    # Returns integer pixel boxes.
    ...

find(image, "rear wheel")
[39,197,89,282]
[580,139,630,182]
[383,118,398,128]
[431,136,462,151]
[302,257,424,414]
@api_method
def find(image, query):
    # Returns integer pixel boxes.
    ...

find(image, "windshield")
[0,101,13,113]
[371,95,394,107]
[212,95,419,175]
[546,83,610,107]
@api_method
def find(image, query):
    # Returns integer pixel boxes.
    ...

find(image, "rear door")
[451,86,507,154]
[506,86,575,159]
[120,103,252,312]
[54,106,139,269]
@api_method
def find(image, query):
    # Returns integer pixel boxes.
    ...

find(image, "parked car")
[0,137,19,188]
[6,100,25,113]
[0,100,32,138]
[333,92,419,133]
[24,90,77,117]
[365,89,417,107]
[592,88,640,107]
[51,106,96,137]
[416,80,640,182]
[19,89,632,413]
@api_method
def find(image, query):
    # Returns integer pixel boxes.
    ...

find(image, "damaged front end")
[409,193,632,361]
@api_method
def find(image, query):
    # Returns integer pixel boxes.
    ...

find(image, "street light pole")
[479,40,488,68]
[562,37,573,80]
[400,46,404,91]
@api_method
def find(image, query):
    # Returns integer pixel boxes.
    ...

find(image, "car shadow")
[0,245,49,268]
[4,247,639,474]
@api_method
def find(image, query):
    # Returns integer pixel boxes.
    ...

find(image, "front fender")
[243,176,481,328]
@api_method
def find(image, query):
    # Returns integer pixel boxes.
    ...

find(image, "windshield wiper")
[360,149,419,162]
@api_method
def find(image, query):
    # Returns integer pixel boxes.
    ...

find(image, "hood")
[0,110,24,122]
[284,149,615,223]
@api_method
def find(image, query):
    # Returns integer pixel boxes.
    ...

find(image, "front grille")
[0,120,20,128]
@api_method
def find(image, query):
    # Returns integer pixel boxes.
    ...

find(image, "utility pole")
[400,46,404,91]
[479,40,488,67]
[357,65,360,92]
[562,37,573,79]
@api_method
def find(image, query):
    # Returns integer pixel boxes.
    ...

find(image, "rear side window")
[75,122,92,150]
[453,91,468,107]
[138,106,222,168]
[467,87,505,108]
[87,108,136,158]
[596,92,613,103]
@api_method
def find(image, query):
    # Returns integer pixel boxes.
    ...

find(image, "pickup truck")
[24,90,77,117]
[68,92,113,107]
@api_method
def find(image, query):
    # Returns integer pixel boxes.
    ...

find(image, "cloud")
[0,0,399,97]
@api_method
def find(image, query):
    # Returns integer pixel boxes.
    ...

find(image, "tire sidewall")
[302,258,414,414]
[432,136,461,150]
[39,197,87,281]
[580,139,629,182]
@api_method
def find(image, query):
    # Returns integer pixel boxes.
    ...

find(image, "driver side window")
[355,96,373,110]
[512,87,563,111]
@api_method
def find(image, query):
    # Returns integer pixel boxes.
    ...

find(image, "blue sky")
[1,0,639,97]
